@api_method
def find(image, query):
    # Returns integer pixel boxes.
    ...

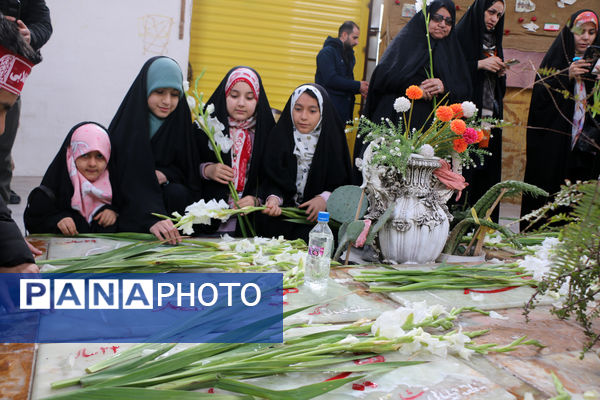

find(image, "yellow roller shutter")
[189,0,370,113]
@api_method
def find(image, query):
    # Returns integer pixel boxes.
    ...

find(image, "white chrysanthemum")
[461,101,478,118]
[419,144,435,157]
[414,0,433,13]
[338,334,360,345]
[393,96,411,113]
[186,95,196,110]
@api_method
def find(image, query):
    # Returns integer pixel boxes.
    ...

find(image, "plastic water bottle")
[304,211,334,293]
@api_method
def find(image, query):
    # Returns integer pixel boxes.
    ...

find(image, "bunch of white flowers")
[173,199,230,234]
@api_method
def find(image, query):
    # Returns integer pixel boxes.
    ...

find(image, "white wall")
[13,0,193,176]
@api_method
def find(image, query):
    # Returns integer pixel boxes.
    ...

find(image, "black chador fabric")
[353,0,472,182]
[1,196,34,267]
[108,56,201,233]
[455,0,506,214]
[24,122,117,234]
[197,66,275,203]
[260,84,352,240]
[521,9,600,226]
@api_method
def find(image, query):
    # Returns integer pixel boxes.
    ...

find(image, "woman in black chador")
[196,66,275,235]
[261,84,352,241]
[25,122,118,235]
[108,56,201,243]
[521,10,600,228]
[455,0,506,214]
[353,0,472,182]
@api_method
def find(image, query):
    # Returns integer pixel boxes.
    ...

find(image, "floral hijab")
[291,85,324,202]
[66,124,112,222]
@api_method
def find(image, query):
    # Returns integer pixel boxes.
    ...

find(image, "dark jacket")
[315,36,360,123]
[0,0,52,51]
[1,196,33,267]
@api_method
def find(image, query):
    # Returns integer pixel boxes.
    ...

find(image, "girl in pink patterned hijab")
[66,124,113,227]
[25,122,117,236]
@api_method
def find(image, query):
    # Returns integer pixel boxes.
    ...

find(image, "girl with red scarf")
[197,67,275,235]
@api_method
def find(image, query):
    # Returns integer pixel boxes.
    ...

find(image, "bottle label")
[308,245,325,257]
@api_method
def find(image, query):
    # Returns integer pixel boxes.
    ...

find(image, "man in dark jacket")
[0,11,41,272]
[0,0,51,205]
[315,21,368,123]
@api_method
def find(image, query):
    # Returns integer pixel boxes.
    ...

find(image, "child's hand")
[299,196,327,222]
[94,209,118,227]
[263,196,282,217]
[235,195,258,209]
[25,239,43,257]
[205,163,234,184]
[155,170,168,185]
[150,219,182,245]
[57,217,78,236]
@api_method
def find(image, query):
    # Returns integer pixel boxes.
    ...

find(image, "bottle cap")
[317,211,330,222]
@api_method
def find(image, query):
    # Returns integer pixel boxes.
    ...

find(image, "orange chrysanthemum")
[453,138,468,153]
[450,119,467,135]
[476,130,484,142]
[450,103,463,118]
[479,129,491,148]
[435,106,454,122]
[406,85,423,100]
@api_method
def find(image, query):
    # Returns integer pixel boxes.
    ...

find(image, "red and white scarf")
[0,44,34,95]
[228,116,256,192]
[66,124,112,222]
[225,68,260,193]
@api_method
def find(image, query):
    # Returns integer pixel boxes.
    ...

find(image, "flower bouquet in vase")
[355,86,501,264]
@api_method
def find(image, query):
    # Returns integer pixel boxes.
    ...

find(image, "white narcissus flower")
[393,96,411,113]
[338,334,360,345]
[461,101,478,118]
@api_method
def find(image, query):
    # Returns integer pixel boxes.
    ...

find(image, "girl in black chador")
[353,0,472,183]
[25,122,117,235]
[455,0,507,217]
[108,56,201,243]
[197,67,275,235]
[521,10,600,229]
[261,84,352,241]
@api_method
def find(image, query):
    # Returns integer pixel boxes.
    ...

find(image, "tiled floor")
[8,176,523,236]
